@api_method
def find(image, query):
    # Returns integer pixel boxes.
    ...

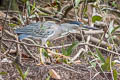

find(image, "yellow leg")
[37,48,45,65]
[37,40,46,65]
[40,48,44,64]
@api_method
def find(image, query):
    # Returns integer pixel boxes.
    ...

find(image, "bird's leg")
[38,39,53,65]
[37,39,47,65]
[39,48,44,64]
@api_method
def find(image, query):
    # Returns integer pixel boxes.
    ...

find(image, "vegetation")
[0,0,120,80]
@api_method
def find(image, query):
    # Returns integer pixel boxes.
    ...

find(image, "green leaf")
[108,20,114,34]
[46,75,50,80]
[18,13,24,25]
[9,23,17,27]
[63,58,69,64]
[92,15,102,23]
[46,41,52,46]
[42,48,49,58]
[21,0,28,3]
[101,56,115,71]
[101,57,111,71]
[101,63,108,71]
[23,67,29,79]
[75,0,81,8]
[111,26,120,34]
[31,1,36,11]
[113,69,118,80]
[112,1,117,7]
[62,48,67,56]
[15,64,25,80]
[67,42,78,56]
[105,57,110,71]
[62,42,78,56]
[87,51,92,55]
[90,61,96,67]
[0,72,7,75]
[15,63,29,80]
[96,48,105,63]
[26,0,31,16]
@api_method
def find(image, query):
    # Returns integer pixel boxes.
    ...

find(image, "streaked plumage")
[15,21,99,45]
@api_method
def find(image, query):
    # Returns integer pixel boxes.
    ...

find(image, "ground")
[0,36,107,80]
[0,59,106,80]
[0,0,120,80]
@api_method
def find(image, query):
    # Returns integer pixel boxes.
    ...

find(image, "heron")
[14,21,99,64]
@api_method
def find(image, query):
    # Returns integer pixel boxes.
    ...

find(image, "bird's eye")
[47,31,51,34]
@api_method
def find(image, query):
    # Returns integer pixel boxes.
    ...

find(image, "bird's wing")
[30,21,57,38]
[15,21,59,40]
[15,21,56,36]
[14,22,42,34]
[31,27,54,38]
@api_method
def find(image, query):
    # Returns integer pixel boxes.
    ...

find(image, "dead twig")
[71,48,85,61]
[0,0,12,59]
[21,44,38,61]
[3,38,120,56]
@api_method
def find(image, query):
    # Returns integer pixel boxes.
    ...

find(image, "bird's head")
[60,23,80,33]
